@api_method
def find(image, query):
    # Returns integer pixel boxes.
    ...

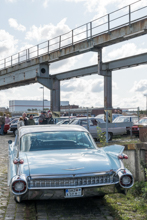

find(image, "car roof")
[73,117,96,120]
[117,115,137,118]
[18,124,88,137]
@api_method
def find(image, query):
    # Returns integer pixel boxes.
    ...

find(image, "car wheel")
[108,132,113,141]
[3,131,7,135]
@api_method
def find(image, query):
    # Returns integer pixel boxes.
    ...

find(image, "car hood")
[23,149,120,176]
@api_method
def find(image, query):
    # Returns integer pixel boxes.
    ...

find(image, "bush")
[130,181,146,197]
[97,127,107,147]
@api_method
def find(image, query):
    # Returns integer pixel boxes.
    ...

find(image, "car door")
[89,119,98,138]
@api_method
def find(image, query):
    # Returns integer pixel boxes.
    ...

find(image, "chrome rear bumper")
[15,184,126,201]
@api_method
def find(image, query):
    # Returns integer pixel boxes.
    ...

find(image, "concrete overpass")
[0,1,147,111]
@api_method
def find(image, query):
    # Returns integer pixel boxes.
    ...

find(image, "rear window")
[20,131,97,152]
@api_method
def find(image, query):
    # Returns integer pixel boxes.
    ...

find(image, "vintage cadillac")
[8,125,134,203]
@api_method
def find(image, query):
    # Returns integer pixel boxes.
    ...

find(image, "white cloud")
[25,18,71,42]
[130,80,147,93]
[65,0,138,16]
[107,43,147,61]
[0,30,18,60]
[60,77,118,107]
[8,18,26,32]
[43,0,49,8]
[113,93,145,110]
[6,0,17,2]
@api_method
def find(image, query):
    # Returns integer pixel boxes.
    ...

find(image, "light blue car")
[8,125,134,203]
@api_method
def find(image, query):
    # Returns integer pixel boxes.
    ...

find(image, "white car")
[95,114,122,121]
[70,117,126,141]
[8,125,133,202]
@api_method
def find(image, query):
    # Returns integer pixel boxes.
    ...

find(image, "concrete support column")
[50,79,60,112]
[98,48,102,75]
[104,71,112,109]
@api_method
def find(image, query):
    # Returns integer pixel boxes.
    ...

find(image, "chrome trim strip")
[29,171,114,179]
[62,167,84,171]
[28,182,119,190]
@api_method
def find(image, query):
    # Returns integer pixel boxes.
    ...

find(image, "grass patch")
[104,183,147,220]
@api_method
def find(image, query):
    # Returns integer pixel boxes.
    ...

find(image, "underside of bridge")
[0,12,147,113]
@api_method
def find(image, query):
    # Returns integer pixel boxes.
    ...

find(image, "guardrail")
[0,0,146,71]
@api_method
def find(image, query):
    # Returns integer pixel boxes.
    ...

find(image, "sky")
[0,0,147,110]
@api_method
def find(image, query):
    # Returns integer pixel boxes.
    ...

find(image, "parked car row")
[3,115,145,142]
[95,113,122,121]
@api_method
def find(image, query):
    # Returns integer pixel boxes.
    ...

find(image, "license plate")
[65,188,82,197]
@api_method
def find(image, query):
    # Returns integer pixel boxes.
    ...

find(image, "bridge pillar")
[50,78,60,113]
[104,71,112,109]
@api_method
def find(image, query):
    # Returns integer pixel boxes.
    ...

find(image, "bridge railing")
[0,0,146,71]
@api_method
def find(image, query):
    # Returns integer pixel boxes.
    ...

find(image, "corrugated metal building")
[9,100,69,112]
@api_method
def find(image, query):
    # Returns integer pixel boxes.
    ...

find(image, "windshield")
[113,116,131,122]
[139,118,147,124]
[71,119,79,125]
[20,131,97,152]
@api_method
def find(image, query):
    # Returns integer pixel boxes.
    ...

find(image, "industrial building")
[9,100,69,112]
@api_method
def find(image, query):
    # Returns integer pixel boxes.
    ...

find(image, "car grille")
[29,175,114,188]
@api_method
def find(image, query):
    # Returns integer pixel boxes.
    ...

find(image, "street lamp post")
[40,87,44,111]
[144,94,147,116]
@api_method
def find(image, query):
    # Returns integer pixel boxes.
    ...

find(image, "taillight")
[13,158,24,164]
[13,159,19,164]
[118,155,123,159]
[120,175,133,187]
[12,180,26,193]
[118,154,128,159]
[123,154,128,159]
[19,159,24,164]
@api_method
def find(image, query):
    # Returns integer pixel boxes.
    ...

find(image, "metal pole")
[137,107,140,122]
[108,14,110,33]
[4,58,6,68]
[129,5,131,26]
[130,117,132,138]
[69,107,70,119]
[72,30,73,45]
[87,108,89,131]
[18,53,20,63]
[106,111,108,143]
[90,22,92,38]
[48,40,50,53]
[86,23,88,40]
[28,49,30,60]
[11,56,12,67]
[146,96,147,116]
[59,36,61,49]
[43,87,44,110]
[37,45,39,57]
[144,94,147,116]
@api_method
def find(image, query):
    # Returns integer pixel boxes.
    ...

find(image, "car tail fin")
[103,145,124,154]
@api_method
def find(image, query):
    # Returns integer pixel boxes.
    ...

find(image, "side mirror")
[8,140,12,144]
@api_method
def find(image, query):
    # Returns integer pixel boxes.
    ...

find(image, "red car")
[132,117,147,137]
[0,123,10,134]
[0,118,19,134]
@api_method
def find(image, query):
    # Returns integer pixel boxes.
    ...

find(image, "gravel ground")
[0,134,116,220]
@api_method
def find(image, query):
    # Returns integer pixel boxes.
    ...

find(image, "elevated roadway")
[0,2,147,111]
